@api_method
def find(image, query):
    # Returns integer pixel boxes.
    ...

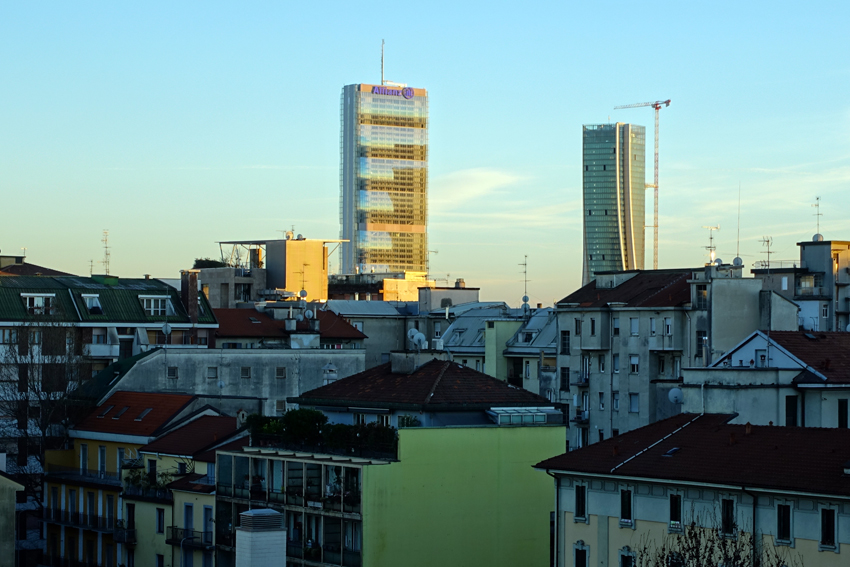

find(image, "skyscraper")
[340,83,428,275]
[582,123,646,285]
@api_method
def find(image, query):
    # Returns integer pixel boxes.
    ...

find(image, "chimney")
[454,278,465,289]
[235,509,286,567]
[180,270,200,325]
[745,422,753,436]
[729,432,736,446]
[612,445,619,457]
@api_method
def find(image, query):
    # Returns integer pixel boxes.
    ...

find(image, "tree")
[0,315,93,502]
[192,257,228,269]
[635,510,803,567]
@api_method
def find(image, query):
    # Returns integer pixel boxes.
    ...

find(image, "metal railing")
[44,464,121,484]
[113,527,137,545]
[166,526,213,547]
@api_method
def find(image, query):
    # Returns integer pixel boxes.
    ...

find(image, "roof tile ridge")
[609,413,704,473]
[424,361,451,405]
[638,272,690,305]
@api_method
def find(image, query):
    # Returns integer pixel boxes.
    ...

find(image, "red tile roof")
[558,270,692,308]
[167,473,215,494]
[194,436,250,463]
[768,331,850,384]
[140,416,238,456]
[294,359,552,410]
[536,413,850,497]
[214,308,366,340]
[74,392,195,437]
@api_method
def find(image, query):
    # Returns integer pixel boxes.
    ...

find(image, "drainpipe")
[684,311,692,367]
[547,471,560,567]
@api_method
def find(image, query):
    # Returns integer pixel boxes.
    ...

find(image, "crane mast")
[613,99,671,270]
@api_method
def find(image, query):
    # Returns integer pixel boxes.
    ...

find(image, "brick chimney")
[180,270,200,325]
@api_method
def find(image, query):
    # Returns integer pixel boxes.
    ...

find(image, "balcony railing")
[39,556,102,567]
[42,509,115,531]
[166,526,213,548]
[113,527,137,545]
[796,286,827,297]
[122,485,173,502]
[570,410,589,425]
[571,372,589,387]
[44,464,121,484]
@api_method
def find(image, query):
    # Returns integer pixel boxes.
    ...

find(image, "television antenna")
[760,236,774,272]
[100,230,111,275]
[812,196,822,234]
[702,225,720,264]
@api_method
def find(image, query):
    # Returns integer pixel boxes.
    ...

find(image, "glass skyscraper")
[339,84,428,274]
[582,123,646,285]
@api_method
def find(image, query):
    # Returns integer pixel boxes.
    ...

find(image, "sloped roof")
[140,415,238,456]
[505,308,558,354]
[323,300,405,317]
[214,308,366,339]
[167,472,215,494]
[73,392,195,437]
[442,306,522,351]
[769,331,850,384]
[194,436,250,463]
[536,413,850,497]
[0,262,73,276]
[292,359,552,410]
[557,270,691,308]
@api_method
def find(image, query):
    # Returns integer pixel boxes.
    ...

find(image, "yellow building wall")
[173,488,216,566]
[130,499,173,567]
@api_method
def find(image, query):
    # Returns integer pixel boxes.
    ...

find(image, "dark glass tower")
[582,123,646,285]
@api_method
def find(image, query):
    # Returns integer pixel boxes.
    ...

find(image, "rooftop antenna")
[100,229,111,275]
[89,260,94,276]
[520,255,530,317]
[381,39,385,85]
[20,247,27,258]
[702,225,720,264]
[812,196,822,234]
[760,236,774,273]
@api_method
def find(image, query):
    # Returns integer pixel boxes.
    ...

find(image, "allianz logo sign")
[372,86,414,99]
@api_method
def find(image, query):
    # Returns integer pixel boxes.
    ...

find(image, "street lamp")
[181,533,197,567]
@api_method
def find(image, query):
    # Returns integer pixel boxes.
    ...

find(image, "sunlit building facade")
[582,123,646,285]
[340,84,428,274]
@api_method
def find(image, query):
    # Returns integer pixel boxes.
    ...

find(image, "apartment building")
[214,356,565,567]
[556,265,797,449]
[536,413,850,567]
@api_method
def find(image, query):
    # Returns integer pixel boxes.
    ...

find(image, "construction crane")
[613,99,671,270]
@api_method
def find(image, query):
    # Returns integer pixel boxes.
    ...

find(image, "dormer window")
[140,296,173,317]
[21,293,55,315]
[82,294,103,315]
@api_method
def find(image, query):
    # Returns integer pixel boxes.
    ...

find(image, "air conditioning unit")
[434,339,444,350]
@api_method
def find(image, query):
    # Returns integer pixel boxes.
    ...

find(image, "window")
[823,303,829,318]
[839,399,848,428]
[777,503,791,543]
[590,318,596,336]
[613,392,620,411]
[353,413,366,425]
[619,548,635,567]
[820,507,836,549]
[695,331,707,358]
[524,360,530,378]
[650,318,656,336]
[0,329,16,344]
[781,276,788,291]
[664,317,672,336]
[560,331,570,354]
[80,444,88,471]
[599,392,605,410]
[22,294,55,315]
[612,428,619,437]
[378,414,390,427]
[434,322,441,338]
[575,485,587,519]
[140,296,171,317]
[167,367,178,379]
[276,367,287,379]
[598,354,605,372]
[695,284,708,309]
[575,545,588,567]
[352,321,364,332]
[156,555,164,567]
[721,498,735,536]
[117,448,125,471]
[613,318,620,336]
[475,360,480,371]
[523,332,534,343]
[629,393,639,413]
[98,446,106,474]
[785,395,798,427]
[620,489,633,526]
[560,367,569,391]
[206,367,217,380]
[669,494,682,532]
[613,354,620,373]
[156,508,165,534]
[83,295,102,313]
[575,318,582,336]
[241,367,251,379]
[178,462,187,474]
[93,328,107,344]
[629,318,639,336]
[629,355,639,374]
[658,356,665,375]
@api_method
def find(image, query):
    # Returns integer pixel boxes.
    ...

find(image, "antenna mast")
[760,236,774,273]
[812,196,822,234]
[100,229,111,275]
[381,39,385,85]
[736,183,742,258]
[702,225,720,264]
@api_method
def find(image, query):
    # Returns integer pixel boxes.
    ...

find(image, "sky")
[2,1,849,306]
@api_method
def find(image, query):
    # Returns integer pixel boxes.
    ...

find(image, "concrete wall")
[266,240,328,302]
[199,268,266,309]
[0,474,21,559]
[484,320,522,379]
[104,348,365,415]
[362,425,565,567]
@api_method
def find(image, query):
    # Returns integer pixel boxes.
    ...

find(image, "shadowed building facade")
[340,84,428,274]
[582,123,646,285]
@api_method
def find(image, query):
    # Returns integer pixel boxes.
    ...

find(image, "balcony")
[113,526,137,545]
[285,545,361,566]
[570,372,589,387]
[84,343,120,359]
[121,484,173,502]
[570,410,589,425]
[796,286,828,297]
[166,527,213,548]
[44,464,121,486]
[42,509,115,532]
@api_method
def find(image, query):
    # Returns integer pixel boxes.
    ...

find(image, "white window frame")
[619,486,635,528]
[613,353,620,373]
[629,354,640,374]
[82,294,102,312]
[612,392,620,411]
[573,482,589,523]
[598,392,604,411]
[668,490,683,533]
[629,318,639,336]
[434,322,441,338]
[664,317,672,336]
[629,393,639,414]
[139,295,173,317]
[618,546,636,567]
[21,293,55,315]
[650,318,656,336]
[818,503,839,552]
[774,499,794,547]
[573,541,590,567]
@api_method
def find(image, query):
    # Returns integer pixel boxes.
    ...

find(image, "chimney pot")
[612,445,619,457]
[745,422,753,435]
[729,432,736,446]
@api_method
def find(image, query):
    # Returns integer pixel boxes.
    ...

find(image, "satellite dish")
[733,257,743,267]
[714,258,723,266]
[161,323,172,335]
[413,332,427,348]
[522,295,529,304]
[217,381,225,390]
[668,388,684,405]
[296,314,304,322]
[305,310,314,319]
[299,289,308,298]
[814,233,824,242]
[407,328,418,341]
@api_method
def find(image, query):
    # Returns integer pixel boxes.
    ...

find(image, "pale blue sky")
[2,1,849,304]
